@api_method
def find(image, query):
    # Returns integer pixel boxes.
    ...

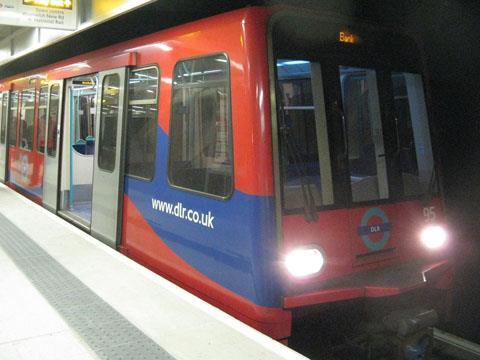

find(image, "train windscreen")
[271,13,436,214]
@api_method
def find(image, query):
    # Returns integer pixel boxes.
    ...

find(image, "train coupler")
[354,308,438,359]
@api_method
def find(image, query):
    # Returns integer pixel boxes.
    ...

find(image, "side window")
[8,91,18,147]
[19,89,35,151]
[168,54,233,198]
[0,94,6,144]
[392,72,435,196]
[47,85,60,157]
[37,86,48,153]
[98,74,120,172]
[125,67,158,180]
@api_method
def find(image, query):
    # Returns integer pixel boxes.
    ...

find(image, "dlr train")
[0,5,452,342]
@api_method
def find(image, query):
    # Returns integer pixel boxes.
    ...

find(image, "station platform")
[0,184,306,360]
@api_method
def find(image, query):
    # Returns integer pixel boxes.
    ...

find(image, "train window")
[276,60,334,212]
[125,67,158,180]
[0,93,7,144]
[98,74,120,172]
[392,72,435,196]
[340,66,389,203]
[37,86,48,153]
[19,89,35,151]
[168,54,233,198]
[8,91,18,147]
[47,85,60,157]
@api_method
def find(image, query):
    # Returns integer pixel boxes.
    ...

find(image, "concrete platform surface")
[0,184,307,360]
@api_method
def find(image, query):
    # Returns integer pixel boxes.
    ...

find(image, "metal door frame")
[91,67,128,248]
[43,80,64,212]
[0,91,9,182]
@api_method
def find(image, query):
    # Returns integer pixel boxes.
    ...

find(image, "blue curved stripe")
[124,125,281,307]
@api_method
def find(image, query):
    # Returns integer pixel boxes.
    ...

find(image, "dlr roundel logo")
[357,207,392,251]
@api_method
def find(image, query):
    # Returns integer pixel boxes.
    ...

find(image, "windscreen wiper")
[422,167,437,206]
[276,85,318,222]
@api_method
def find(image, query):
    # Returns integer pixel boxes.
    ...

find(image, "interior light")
[285,247,325,278]
[421,225,447,249]
[277,60,310,67]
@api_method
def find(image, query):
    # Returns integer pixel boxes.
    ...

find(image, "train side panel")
[120,9,291,338]
[7,83,44,201]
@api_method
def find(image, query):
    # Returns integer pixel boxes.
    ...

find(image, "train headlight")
[421,225,447,249]
[285,247,325,277]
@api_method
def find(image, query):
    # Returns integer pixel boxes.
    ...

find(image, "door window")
[37,86,48,153]
[98,74,120,172]
[0,94,6,144]
[8,91,18,147]
[47,85,60,157]
[19,89,35,151]
[0,94,7,144]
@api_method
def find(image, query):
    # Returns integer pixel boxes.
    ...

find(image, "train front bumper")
[283,259,452,308]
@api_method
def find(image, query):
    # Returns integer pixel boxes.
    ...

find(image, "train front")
[268,8,453,342]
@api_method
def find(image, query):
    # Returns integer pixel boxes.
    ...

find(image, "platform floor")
[0,184,306,360]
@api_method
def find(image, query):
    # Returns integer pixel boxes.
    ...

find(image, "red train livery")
[0,6,452,342]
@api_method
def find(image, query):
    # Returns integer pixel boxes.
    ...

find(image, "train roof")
[0,1,256,81]
[0,0,409,82]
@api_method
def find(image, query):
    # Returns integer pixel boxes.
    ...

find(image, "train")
[0,4,453,346]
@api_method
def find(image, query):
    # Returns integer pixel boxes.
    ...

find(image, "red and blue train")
[0,5,452,342]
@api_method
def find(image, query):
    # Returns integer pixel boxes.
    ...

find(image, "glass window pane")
[19,89,35,151]
[37,86,48,153]
[8,91,18,147]
[340,66,389,202]
[0,94,6,144]
[125,68,158,180]
[98,74,120,172]
[47,85,60,157]
[169,54,233,198]
[392,72,435,196]
[128,68,158,101]
[276,59,334,211]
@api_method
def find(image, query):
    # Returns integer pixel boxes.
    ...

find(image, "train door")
[59,75,97,228]
[43,81,63,211]
[7,91,19,183]
[90,68,127,248]
[0,92,9,182]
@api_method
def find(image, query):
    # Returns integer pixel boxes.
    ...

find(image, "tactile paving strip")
[0,212,175,360]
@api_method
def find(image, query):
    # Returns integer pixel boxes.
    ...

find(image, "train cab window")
[0,93,7,144]
[8,91,18,147]
[168,54,233,198]
[272,13,437,213]
[98,74,120,172]
[340,66,389,203]
[276,60,334,212]
[19,89,35,151]
[125,67,158,180]
[37,86,48,153]
[47,85,60,157]
[392,72,435,197]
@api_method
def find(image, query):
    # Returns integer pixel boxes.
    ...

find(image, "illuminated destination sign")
[0,0,77,30]
[22,0,72,10]
[72,80,94,85]
[339,31,360,44]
